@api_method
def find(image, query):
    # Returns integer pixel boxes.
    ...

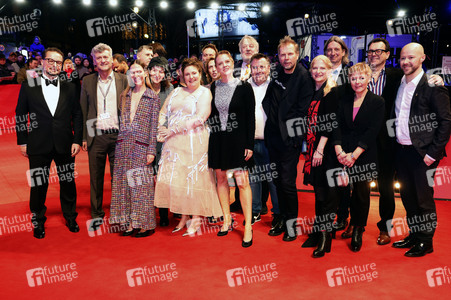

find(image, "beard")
[402,63,419,76]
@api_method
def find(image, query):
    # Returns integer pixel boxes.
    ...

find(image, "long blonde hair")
[310,55,337,96]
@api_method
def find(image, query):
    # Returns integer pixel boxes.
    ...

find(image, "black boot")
[312,231,332,258]
[159,208,169,226]
[302,232,320,248]
[351,226,365,252]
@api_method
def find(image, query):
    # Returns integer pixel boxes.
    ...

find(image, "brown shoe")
[341,224,354,239]
[377,231,391,245]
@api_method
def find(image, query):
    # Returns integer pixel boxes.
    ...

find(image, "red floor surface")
[1,85,451,298]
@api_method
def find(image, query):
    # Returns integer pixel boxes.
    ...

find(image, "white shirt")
[395,70,424,145]
[331,64,342,83]
[96,71,119,130]
[41,74,60,116]
[249,77,270,140]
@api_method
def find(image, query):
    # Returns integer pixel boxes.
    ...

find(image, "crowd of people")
[11,33,451,257]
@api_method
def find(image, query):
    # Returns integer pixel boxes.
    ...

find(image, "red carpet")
[1,84,451,298]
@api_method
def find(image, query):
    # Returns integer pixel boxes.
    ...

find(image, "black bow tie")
[45,78,58,87]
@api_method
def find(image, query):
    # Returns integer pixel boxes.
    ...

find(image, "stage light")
[262,5,270,13]
[340,36,347,39]
[53,0,62,4]
[211,2,219,9]
[133,7,139,13]
[370,181,376,188]
[304,13,309,19]
[238,4,246,11]
[135,0,143,7]
[82,0,91,5]
[387,20,393,26]
[187,1,195,9]
[109,0,118,7]
[397,10,406,17]
[160,1,168,9]
[394,182,401,189]
[15,0,25,3]
[132,22,138,28]
[144,33,149,39]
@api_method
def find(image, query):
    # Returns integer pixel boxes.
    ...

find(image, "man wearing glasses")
[15,47,83,239]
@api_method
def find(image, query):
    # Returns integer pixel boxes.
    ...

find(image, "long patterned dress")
[110,87,159,230]
[154,86,223,217]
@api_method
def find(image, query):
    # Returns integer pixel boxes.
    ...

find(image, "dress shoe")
[122,228,135,236]
[312,231,332,258]
[243,213,261,226]
[341,224,354,239]
[350,226,365,252]
[242,230,253,248]
[377,231,391,245]
[271,214,282,227]
[135,229,155,238]
[301,232,320,248]
[172,226,184,233]
[217,218,235,236]
[33,224,45,239]
[404,242,433,257]
[334,219,348,231]
[268,218,285,236]
[283,222,297,242]
[66,220,80,233]
[392,234,417,248]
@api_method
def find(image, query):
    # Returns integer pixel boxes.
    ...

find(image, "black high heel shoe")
[135,229,155,238]
[351,226,365,252]
[312,231,332,258]
[217,218,235,236]
[242,230,253,248]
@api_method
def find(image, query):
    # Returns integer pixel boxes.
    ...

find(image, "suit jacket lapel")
[53,82,65,117]
[410,74,427,116]
[91,75,98,115]
[114,72,123,111]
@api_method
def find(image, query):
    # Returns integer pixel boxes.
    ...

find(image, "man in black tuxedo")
[262,36,313,241]
[80,43,128,220]
[391,43,451,257]
[15,47,83,239]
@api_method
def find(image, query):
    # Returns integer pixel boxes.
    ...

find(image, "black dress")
[208,80,255,170]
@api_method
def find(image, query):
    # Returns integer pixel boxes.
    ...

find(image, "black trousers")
[395,144,438,243]
[28,150,77,225]
[314,185,339,232]
[376,152,396,232]
[266,139,301,221]
[88,133,117,219]
[349,181,371,227]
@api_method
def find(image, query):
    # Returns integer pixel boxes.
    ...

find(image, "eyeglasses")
[366,49,389,56]
[45,58,63,66]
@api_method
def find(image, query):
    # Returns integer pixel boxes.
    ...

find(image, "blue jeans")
[250,140,280,214]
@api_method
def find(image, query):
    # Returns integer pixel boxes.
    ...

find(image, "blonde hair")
[278,35,299,54]
[348,62,372,78]
[310,55,337,96]
[63,59,74,70]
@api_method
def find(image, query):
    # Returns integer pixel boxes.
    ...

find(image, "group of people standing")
[15,34,450,256]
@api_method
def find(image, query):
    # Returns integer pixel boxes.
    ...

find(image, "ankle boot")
[302,232,320,248]
[341,223,354,239]
[313,231,332,258]
[351,226,365,252]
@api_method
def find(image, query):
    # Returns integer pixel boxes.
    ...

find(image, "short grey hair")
[238,35,259,52]
[91,43,113,60]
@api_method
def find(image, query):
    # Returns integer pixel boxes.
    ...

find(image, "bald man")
[391,43,451,257]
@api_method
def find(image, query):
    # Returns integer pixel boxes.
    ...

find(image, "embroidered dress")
[110,88,159,230]
[155,86,222,217]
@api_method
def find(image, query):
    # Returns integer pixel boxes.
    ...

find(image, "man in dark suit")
[262,36,314,241]
[324,36,350,87]
[392,43,451,257]
[80,43,128,220]
[15,47,83,239]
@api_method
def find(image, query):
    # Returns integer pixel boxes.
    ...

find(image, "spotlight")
[132,22,138,28]
[394,182,401,189]
[160,1,168,9]
[370,181,376,188]
[16,0,25,2]
[53,0,62,4]
[144,33,149,39]
[211,2,219,9]
[187,1,195,9]
[133,7,139,13]
[238,4,246,11]
[387,20,393,26]
[340,36,347,39]
[109,0,118,7]
[82,0,91,5]
[262,5,270,13]
[397,10,406,17]
[135,0,143,7]
[304,13,309,19]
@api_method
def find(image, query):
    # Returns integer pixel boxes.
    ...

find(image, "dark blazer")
[79,72,128,147]
[208,80,255,170]
[333,90,385,168]
[391,73,451,160]
[15,80,83,155]
[262,63,314,146]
